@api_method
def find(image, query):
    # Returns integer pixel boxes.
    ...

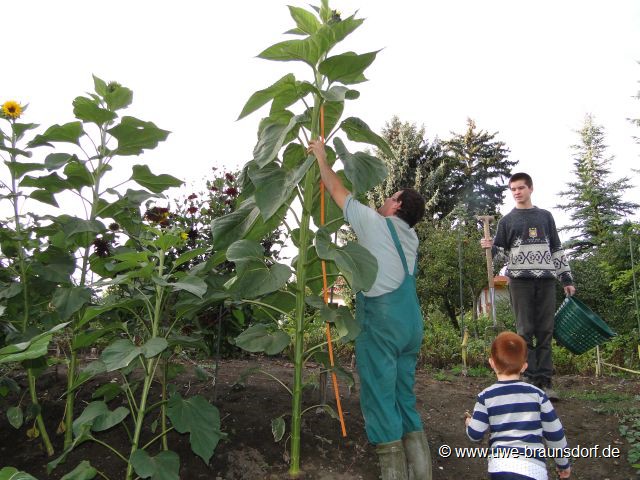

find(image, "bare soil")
[1,356,638,479]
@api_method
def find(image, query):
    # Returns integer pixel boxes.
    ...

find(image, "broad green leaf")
[0,323,69,364]
[91,383,123,402]
[302,246,340,295]
[73,96,117,125]
[166,394,225,464]
[173,247,207,269]
[140,337,168,358]
[258,37,329,67]
[78,298,142,329]
[91,406,129,432]
[47,425,92,473]
[339,117,394,158]
[301,101,344,137]
[210,199,261,250]
[100,339,141,372]
[4,161,44,178]
[104,83,133,111]
[0,377,20,397]
[29,189,58,207]
[20,172,70,192]
[238,74,295,120]
[234,324,290,355]
[7,405,23,429]
[0,467,38,480]
[156,233,181,251]
[249,154,315,221]
[62,217,105,237]
[333,138,387,194]
[31,247,76,282]
[253,116,298,168]
[315,228,377,292]
[0,283,22,301]
[72,323,124,349]
[226,239,265,263]
[28,122,84,147]
[306,297,360,341]
[172,275,207,298]
[272,416,285,442]
[45,153,76,170]
[70,361,107,392]
[51,287,92,320]
[11,122,39,142]
[93,75,107,96]
[318,51,378,85]
[228,262,292,300]
[72,401,129,437]
[252,290,297,321]
[64,160,94,189]
[108,117,170,156]
[60,460,97,480]
[130,450,179,480]
[288,5,321,34]
[131,164,182,193]
[320,86,360,102]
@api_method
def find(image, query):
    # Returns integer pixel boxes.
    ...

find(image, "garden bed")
[1,356,638,479]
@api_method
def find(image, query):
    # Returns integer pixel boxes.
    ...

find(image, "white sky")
[4,0,640,235]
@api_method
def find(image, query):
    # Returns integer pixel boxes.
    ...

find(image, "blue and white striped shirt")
[466,380,570,472]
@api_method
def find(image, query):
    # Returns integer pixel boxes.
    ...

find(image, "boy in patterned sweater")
[480,172,576,400]
[465,332,571,479]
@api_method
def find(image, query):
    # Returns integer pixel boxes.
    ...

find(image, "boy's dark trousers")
[508,277,556,387]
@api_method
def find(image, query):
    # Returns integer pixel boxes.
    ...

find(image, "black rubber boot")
[402,431,432,480]
[376,440,409,480]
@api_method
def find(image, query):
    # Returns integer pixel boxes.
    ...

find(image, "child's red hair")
[491,332,527,375]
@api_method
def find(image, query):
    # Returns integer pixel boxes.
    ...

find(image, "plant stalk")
[289,91,322,477]
[9,124,55,456]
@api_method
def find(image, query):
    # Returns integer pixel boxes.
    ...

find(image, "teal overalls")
[355,218,424,444]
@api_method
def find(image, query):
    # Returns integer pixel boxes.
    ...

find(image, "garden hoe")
[478,215,499,336]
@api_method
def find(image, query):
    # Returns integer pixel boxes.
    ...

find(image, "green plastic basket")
[554,296,616,355]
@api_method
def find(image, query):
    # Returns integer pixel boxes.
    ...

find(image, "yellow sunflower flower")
[180,232,189,240]
[2,100,22,119]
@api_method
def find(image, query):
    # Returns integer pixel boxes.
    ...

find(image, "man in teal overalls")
[309,140,432,480]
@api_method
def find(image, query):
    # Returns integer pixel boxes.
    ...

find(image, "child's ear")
[488,357,496,371]
[520,362,528,373]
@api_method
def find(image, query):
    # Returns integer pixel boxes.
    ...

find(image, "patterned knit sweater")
[492,207,573,286]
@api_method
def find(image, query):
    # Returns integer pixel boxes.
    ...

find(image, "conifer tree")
[557,114,638,255]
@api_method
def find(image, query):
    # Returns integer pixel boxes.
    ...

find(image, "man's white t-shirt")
[343,194,419,297]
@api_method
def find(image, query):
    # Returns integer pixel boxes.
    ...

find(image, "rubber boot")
[402,431,432,480]
[376,440,409,480]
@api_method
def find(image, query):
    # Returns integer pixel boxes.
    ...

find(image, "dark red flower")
[209,186,218,192]
[92,237,111,257]
[224,199,232,205]
[187,206,198,215]
[108,222,120,231]
[188,193,198,200]
[144,207,169,227]
[225,173,235,182]
[224,187,238,197]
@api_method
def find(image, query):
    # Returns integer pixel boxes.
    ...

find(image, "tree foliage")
[439,118,516,219]
[557,114,638,256]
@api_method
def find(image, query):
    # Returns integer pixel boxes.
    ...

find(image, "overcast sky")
[4,0,640,234]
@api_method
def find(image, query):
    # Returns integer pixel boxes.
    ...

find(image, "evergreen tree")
[369,116,448,223]
[439,118,516,220]
[557,114,638,256]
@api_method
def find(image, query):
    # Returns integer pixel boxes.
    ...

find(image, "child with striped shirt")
[465,332,571,479]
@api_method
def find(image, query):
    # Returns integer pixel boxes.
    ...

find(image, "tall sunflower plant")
[0,79,226,479]
[211,1,392,475]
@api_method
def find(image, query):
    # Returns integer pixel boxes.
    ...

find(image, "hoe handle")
[477,215,494,289]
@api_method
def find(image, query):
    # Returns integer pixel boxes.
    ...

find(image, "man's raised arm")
[308,139,350,210]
